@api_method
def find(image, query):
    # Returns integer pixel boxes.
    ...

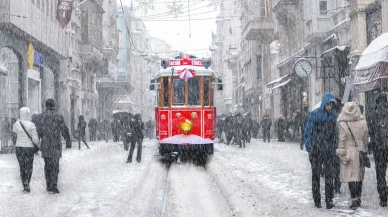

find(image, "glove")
[340,157,348,164]
[33,146,39,154]
[367,141,375,154]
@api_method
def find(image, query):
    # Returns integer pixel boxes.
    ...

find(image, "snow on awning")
[271,79,291,90]
[321,45,348,57]
[354,33,388,92]
[266,73,292,87]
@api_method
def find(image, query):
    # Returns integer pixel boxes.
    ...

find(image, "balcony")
[272,0,297,27]
[241,16,274,42]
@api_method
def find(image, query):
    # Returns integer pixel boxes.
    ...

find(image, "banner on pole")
[56,0,74,29]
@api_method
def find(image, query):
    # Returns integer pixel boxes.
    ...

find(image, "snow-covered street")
[1,139,388,217]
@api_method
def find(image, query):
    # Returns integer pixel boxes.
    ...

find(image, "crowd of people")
[303,92,388,210]
[11,98,153,194]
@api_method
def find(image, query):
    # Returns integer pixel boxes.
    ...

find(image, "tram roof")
[154,65,216,78]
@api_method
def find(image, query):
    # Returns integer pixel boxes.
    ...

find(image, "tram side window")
[188,78,200,106]
[204,77,210,106]
[173,78,185,105]
[163,78,169,107]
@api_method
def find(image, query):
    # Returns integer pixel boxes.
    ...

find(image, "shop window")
[188,78,200,106]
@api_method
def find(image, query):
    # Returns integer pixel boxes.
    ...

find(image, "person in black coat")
[126,114,144,163]
[261,114,272,143]
[36,99,71,194]
[77,115,90,149]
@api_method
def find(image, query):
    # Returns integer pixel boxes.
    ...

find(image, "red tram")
[150,53,222,162]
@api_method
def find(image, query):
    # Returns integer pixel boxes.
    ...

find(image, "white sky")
[120,0,220,57]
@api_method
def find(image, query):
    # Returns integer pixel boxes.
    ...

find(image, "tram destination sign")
[169,59,203,67]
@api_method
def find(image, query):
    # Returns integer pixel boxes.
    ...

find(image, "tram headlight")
[180,119,193,134]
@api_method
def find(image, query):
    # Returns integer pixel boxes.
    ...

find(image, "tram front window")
[188,78,200,106]
[204,77,210,106]
[173,78,185,105]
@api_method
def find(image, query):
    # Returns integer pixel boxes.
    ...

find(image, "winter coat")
[77,116,87,137]
[38,109,71,159]
[261,115,272,130]
[303,93,338,153]
[367,94,388,151]
[12,107,40,148]
[336,102,368,182]
[131,116,145,139]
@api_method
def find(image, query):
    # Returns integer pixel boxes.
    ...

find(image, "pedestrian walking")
[77,115,90,150]
[261,113,272,143]
[12,107,40,193]
[366,93,388,207]
[37,99,72,194]
[304,92,338,209]
[126,114,144,163]
[336,102,368,210]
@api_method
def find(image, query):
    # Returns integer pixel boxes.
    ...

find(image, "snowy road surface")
[1,139,388,217]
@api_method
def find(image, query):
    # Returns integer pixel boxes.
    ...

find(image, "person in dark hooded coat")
[366,93,388,207]
[126,114,144,163]
[37,99,71,194]
[77,115,90,149]
[304,93,338,209]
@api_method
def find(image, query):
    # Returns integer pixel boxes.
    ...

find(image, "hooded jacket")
[303,93,338,153]
[336,102,368,182]
[12,107,40,148]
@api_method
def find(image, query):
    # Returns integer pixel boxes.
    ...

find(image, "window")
[173,78,185,105]
[204,77,211,106]
[188,78,200,106]
[257,55,262,79]
[319,1,327,14]
[163,78,169,107]
[306,20,312,33]
[259,0,267,18]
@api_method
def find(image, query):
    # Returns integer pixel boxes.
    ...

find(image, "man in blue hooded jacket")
[304,93,338,209]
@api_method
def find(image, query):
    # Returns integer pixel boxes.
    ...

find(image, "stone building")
[0,0,68,151]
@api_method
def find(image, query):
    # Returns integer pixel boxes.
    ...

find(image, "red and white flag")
[177,68,196,82]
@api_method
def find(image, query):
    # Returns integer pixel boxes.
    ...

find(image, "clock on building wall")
[293,58,312,78]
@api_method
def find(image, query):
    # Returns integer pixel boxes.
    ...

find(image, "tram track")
[160,159,234,217]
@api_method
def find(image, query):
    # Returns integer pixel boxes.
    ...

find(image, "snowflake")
[167,0,184,18]
[207,0,221,10]
[136,0,155,15]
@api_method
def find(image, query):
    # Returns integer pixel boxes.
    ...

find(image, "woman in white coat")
[336,102,368,210]
[12,107,40,193]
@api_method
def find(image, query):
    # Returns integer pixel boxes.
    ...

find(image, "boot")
[51,185,60,194]
[314,201,322,208]
[23,182,30,193]
[326,199,335,209]
[380,195,387,207]
[349,198,360,210]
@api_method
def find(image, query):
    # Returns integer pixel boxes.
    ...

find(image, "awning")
[266,73,292,87]
[354,33,388,92]
[271,79,291,90]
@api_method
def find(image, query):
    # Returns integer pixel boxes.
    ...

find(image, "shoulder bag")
[19,121,40,153]
[345,122,370,168]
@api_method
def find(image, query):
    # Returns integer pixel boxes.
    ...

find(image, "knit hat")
[337,102,362,122]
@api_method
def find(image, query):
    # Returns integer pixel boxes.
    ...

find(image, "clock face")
[293,58,312,78]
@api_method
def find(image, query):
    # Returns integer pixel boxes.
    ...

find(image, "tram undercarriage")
[159,143,214,164]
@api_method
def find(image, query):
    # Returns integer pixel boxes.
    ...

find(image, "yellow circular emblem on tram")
[180,119,193,134]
